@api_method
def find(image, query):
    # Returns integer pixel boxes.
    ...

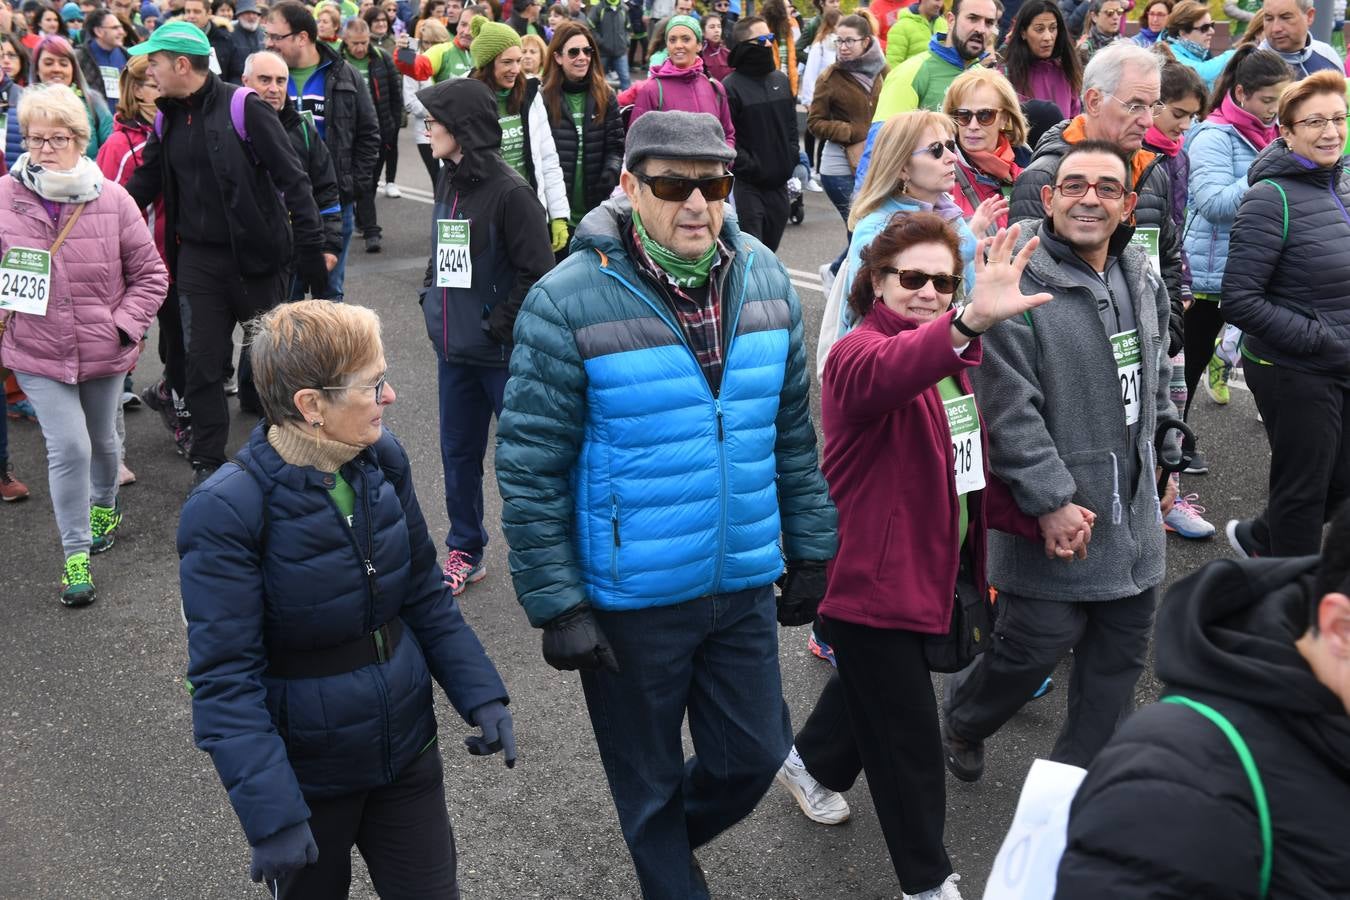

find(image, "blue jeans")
[329,202,355,301]
[436,357,509,558]
[602,53,631,89]
[820,173,854,275]
[580,585,792,900]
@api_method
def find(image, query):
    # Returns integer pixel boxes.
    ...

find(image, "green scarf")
[632,210,717,288]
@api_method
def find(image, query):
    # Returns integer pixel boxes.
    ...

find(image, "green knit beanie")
[665,14,702,42]
[470,16,522,70]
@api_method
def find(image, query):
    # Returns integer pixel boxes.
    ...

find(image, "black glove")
[485,303,516,346]
[249,820,318,884]
[776,560,828,627]
[297,252,330,299]
[465,700,517,768]
[542,605,619,672]
[1168,309,1184,358]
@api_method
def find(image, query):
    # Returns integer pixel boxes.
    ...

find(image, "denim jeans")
[328,202,355,301]
[602,52,631,89]
[819,173,854,275]
[436,358,509,558]
[581,585,792,900]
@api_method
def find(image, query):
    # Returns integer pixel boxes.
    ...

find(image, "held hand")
[396,31,410,47]
[961,226,1054,334]
[968,195,1009,238]
[1038,503,1093,561]
[776,560,828,627]
[465,700,517,768]
[324,253,338,271]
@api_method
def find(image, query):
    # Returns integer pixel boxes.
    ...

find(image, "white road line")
[785,266,822,282]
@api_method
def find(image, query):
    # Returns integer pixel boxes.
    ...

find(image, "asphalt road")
[0,131,1274,900]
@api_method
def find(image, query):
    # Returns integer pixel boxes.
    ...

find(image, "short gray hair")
[1292,0,1314,13]
[1082,42,1162,100]
[343,16,370,35]
[18,83,92,152]
[242,49,288,79]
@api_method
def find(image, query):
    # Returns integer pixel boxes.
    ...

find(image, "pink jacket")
[630,57,737,148]
[96,116,168,264]
[0,175,168,384]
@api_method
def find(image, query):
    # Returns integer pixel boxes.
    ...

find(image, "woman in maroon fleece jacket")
[775,213,1095,898]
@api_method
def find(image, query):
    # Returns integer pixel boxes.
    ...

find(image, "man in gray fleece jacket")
[943,140,1180,777]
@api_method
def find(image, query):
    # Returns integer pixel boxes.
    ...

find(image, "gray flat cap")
[624,110,737,171]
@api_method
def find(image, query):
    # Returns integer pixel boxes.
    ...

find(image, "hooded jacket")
[1056,556,1350,899]
[1222,139,1350,376]
[95,115,167,260]
[1160,35,1235,89]
[588,0,631,58]
[629,57,737,148]
[970,222,1177,602]
[416,78,554,367]
[277,99,344,257]
[1183,117,1263,295]
[884,3,941,66]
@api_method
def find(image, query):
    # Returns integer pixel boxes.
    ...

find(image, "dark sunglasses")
[1191,21,1215,32]
[913,139,958,159]
[564,44,594,58]
[635,171,734,202]
[951,107,999,127]
[880,267,962,294]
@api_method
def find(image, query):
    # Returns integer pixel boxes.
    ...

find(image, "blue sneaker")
[807,631,836,667]
[1031,676,1055,700]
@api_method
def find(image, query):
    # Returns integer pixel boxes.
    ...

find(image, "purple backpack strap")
[230,85,255,144]
[154,109,164,139]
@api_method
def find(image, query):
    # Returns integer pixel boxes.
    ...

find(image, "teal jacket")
[495,199,838,626]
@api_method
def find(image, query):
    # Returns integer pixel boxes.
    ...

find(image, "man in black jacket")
[722,15,798,251]
[223,0,264,82]
[182,0,235,78]
[415,77,554,596]
[1054,506,1350,899]
[127,21,329,490]
[266,0,381,299]
[341,16,402,253]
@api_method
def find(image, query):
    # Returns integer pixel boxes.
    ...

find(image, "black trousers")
[356,142,398,240]
[1182,296,1226,416]
[277,748,459,899]
[795,619,952,896]
[379,139,399,184]
[175,243,283,468]
[945,588,1156,769]
[417,143,440,186]
[156,281,186,398]
[732,182,789,252]
[1245,361,1350,556]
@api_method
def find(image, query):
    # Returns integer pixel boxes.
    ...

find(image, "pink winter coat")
[629,57,737,148]
[0,174,168,384]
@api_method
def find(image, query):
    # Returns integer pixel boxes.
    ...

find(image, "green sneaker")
[1206,353,1231,406]
[61,552,96,607]
[90,499,122,554]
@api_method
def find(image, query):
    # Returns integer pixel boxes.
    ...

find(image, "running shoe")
[1206,353,1231,405]
[806,175,824,192]
[90,499,123,554]
[142,380,178,434]
[1182,448,1210,475]
[904,873,964,900]
[61,552,96,607]
[775,748,850,825]
[1164,494,1216,539]
[384,182,402,198]
[1031,676,1055,700]
[1226,518,1267,559]
[941,720,984,783]
[121,390,142,409]
[174,423,194,459]
[0,461,29,502]
[7,398,37,422]
[443,549,486,595]
[807,630,836,667]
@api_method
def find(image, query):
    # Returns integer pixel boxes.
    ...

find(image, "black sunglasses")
[912,139,958,159]
[951,107,999,127]
[564,44,594,58]
[1192,21,1215,32]
[880,267,962,294]
[635,171,734,202]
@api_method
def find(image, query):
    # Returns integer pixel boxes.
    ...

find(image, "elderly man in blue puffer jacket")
[496,110,837,900]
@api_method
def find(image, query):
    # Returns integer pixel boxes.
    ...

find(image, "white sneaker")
[384,182,402,198]
[904,873,963,900]
[806,174,824,192]
[775,748,850,825]
[818,262,835,297]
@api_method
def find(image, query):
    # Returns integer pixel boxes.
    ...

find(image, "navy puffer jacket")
[179,425,509,845]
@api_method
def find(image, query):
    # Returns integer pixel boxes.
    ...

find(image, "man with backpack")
[126,21,329,491]
[1054,505,1350,898]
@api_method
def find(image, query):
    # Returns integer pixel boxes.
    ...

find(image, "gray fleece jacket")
[970,221,1177,602]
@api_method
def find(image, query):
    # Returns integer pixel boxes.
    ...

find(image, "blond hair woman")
[942,67,1031,232]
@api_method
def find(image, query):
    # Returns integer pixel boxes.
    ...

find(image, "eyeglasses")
[564,44,594,58]
[635,171,735,202]
[951,107,999,127]
[879,267,962,295]
[835,36,864,47]
[263,29,296,42]
[1054,178,1127,200]
[322,372,389,402]
[21,134,74,149]
[913,139,958,159]
[1290,113,1349,131]
[1107,94,1166,118]
[1189,21,1215,32]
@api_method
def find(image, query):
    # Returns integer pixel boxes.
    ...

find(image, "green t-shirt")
[329,470,356,527]
[497,94,529,180]
[290,62,320,91]
[565,90,586,228]
[344,52,370,78]
[427,42,475,82]
[936,375,970,548]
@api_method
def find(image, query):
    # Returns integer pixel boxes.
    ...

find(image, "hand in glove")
[486,302,517,345]
[297,252,331,299]
[542,604,619,672]
[249,821,318,884]
[776,560,828,627]
[550,218,570,253]
[465,700,517,768]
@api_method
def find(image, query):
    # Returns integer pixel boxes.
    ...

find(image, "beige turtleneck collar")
[267,423,363,474]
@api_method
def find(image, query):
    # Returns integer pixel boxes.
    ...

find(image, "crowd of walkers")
[2,0,1350,896]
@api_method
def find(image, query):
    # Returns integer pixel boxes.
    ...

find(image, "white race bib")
[434,219,471,288]
[1129,226,1161,276]
[0,247,52,316]
[1112,329,1143,426]
[944,393,986,496]
[100,65,121,100]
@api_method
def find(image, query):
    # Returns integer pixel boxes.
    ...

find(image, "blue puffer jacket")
[1183,120,1261,294]
[2,78,22,172]
[179,425,509,845]
[1160,36,1235,90]
[495,199,838,627]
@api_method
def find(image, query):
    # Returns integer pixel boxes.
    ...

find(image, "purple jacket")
[1015,59,1081,120]
[630,57,737,147]
[0,175,168,384]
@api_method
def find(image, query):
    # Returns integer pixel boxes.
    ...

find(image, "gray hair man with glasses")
[1010,41,1186,357]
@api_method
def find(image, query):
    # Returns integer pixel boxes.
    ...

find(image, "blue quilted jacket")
[1183,120,1261,295]
[495,199,837,627]
[178,425,509,845]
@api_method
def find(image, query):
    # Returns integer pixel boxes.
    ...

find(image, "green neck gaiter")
[632,210,717,288]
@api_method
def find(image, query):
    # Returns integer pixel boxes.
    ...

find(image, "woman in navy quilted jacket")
[178,300,515,898]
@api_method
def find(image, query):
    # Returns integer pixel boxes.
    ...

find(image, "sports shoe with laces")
[90,499,122,554]
[1206,353,1231,405]
[142,379,178,434]
[1182,448,1210,475]
[1164,494,1216,539]
[775,747,850,825]
[384,182,402,198]
[1226,518,1267,559]
[443,549,486,595]
[0,461,29,501]
[904,873,964,900]
[941,720,984,782]
[61,552,96,607]
[7,398,37,422]
[807,630,837,667]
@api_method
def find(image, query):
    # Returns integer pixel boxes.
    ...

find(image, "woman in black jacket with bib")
[540,21,624,258]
